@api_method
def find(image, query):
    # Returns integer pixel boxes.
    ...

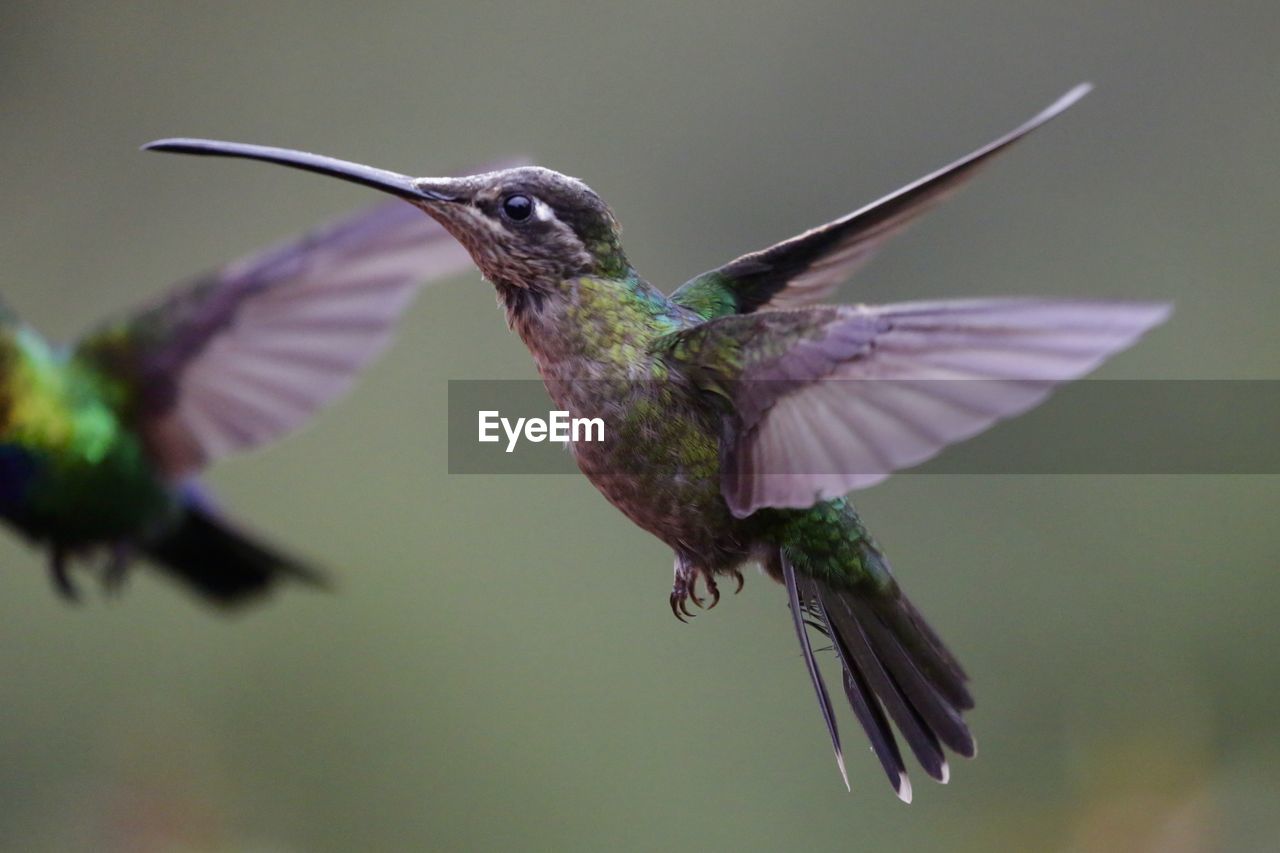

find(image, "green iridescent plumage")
[1,199,478,604]
[0,325,173,544]
[149,85,1171,798]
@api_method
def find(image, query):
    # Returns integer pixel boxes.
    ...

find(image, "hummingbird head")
[410,166,629,292]
[143,140,629,294]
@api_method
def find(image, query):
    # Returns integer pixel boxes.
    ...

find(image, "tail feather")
[850,597,975,756]
[143,505,327,607]
[874,593,973,710]
[780,554,849,791]
[780,544,973,799]
[812,583,911,801]
[821,584,949,782]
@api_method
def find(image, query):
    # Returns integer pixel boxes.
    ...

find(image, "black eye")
[502,194,533,221]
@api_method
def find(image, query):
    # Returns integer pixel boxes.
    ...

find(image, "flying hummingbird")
[0,199,475,605]
[146,84,1171,798]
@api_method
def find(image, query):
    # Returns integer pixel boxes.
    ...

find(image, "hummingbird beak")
[142,138,458,203]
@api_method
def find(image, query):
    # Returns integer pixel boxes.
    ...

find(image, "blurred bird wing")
[74,199,473,477]
[669,85,1092,319]
[658,298,1171,517]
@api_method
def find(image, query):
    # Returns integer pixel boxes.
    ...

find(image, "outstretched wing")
[657,298,1171,517]
[669,85,1092,319]
[75,199,473,477]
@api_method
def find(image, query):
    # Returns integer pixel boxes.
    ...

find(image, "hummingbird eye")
[501,194,533,222]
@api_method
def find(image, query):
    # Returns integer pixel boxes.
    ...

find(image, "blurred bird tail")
[143,503,328,607]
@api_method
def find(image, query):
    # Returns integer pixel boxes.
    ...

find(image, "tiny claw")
[49,549,79,602]
[670,593,688,623]
[679,596,696,619]
[705,574,721,610]
[688,574,705,610]
[101,543,132,595]
[730,569,744,595]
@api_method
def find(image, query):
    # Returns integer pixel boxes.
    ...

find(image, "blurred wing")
[670,85,1091,319]
[660,298,1171,517]
[75,199,474,477]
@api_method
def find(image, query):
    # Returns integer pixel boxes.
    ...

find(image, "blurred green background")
[1,2,1277,851]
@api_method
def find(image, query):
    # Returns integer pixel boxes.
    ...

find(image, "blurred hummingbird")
[147,84,1171,797]
[0,199,475,605]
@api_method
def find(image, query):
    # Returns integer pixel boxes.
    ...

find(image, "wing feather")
[659,298,1171,516]
[75,200,475,476]
[670,85,1092,318]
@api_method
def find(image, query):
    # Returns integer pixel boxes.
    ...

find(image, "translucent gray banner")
[447,380,1280,475]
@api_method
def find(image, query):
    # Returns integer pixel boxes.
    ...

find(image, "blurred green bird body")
[148,85,1170,799]
[0,324,172,545]
[0,200,476,604]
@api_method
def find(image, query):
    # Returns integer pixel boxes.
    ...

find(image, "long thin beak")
[142,138,457,203]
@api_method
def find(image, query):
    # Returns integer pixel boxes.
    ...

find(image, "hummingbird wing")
[669,85,1091,319]
[657,298,1170,516]
[74,199,473,477]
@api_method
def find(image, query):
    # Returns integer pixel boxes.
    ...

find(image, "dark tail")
[780,543,974,802]
[143,504,328,607]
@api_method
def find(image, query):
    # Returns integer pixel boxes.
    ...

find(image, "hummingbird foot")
[670,557,734,621]
[48,546,79,602]
[670,555,701,622]
[100,543,134,595]
[669,583,695,622]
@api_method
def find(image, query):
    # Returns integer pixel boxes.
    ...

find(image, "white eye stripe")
[533,198,555,222]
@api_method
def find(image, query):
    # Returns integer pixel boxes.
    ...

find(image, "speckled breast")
[540,371,750,562]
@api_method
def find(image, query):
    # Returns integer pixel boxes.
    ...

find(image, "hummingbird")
[0,199,476,605]
[146,84,1171,798]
